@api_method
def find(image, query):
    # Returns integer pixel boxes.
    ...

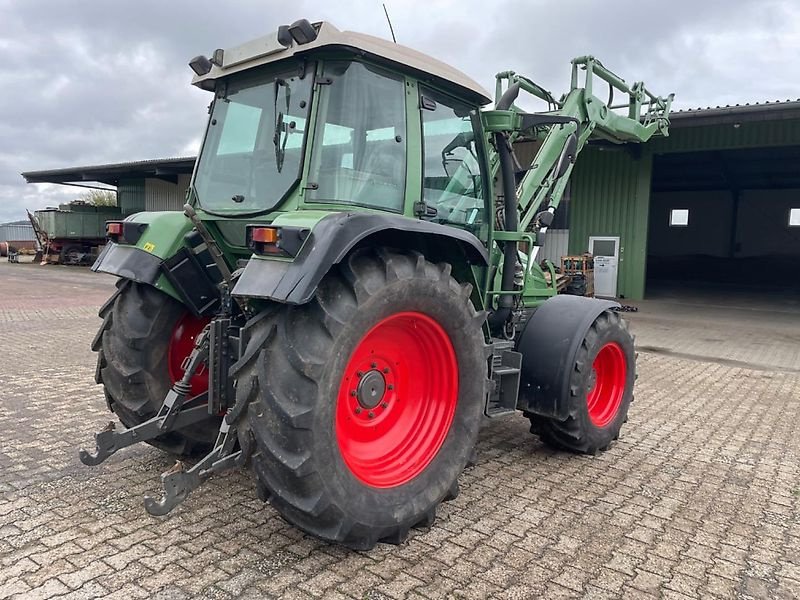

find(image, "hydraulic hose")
[488,83,521,331]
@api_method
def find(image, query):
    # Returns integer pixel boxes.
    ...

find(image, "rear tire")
[235,249,488,549]
[93,280,220,455]
[527,310,634,454]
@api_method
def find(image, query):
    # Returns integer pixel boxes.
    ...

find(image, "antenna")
[382,3,397,43]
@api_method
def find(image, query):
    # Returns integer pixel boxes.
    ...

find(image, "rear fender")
[231,212,489,304]
[516,294,619,420]
[92,212,219,315]
[92,211,192,277]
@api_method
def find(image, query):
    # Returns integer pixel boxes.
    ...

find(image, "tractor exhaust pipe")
[489,83,521,331]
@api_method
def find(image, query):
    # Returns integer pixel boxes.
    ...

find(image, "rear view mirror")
[554,133,578,179]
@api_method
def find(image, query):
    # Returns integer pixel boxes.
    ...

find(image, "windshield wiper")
[273,78,291,173]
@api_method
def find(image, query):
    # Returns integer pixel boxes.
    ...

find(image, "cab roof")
[191,21,492,106]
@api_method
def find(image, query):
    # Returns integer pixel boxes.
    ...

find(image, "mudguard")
[232,212,489,304]
[516,294,619,420]
[92,212,192,281]
[91,212,220,315]
[92,243,163,285]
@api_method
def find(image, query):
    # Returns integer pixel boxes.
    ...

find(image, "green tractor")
[82,19,673,549]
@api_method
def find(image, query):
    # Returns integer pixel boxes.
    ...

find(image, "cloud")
[1,0,798,222]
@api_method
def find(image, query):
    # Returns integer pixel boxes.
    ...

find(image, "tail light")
[246,225,309,257]
[105,221,147,244]
[251,227,279,244]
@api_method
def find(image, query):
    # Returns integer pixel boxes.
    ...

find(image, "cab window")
[420,88,485,230]
[306,61,407,212]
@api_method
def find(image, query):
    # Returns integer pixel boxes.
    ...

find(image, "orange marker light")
[251,227,279,244]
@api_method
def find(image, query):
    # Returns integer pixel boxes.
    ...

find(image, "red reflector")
[107,222,123,235]
[251,227,278,243]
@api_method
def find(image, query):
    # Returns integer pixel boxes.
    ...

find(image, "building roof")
[191,21,493,106]
[670,99,800,128]
[21,156,196,186]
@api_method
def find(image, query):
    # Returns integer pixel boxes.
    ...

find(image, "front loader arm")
[483,56,674,235]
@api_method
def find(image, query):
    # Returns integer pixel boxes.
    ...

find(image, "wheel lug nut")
[355,407,362,414]
[368,411,375,419]
[371,362,377,368]
[356,371,364,377]
[387,384,394,390]
[383,367,390,374]
[350,390,357,397]
[381,402,388,409]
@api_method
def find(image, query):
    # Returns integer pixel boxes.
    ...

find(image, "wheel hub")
[356,369,386,409]
[335,311,459,488]
[586,342,626,427]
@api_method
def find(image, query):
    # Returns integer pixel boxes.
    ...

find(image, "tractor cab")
[188,20,493,237]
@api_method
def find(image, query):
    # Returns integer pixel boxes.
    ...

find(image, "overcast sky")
[1,0,798,223]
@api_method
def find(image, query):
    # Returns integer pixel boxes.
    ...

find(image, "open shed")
[22,157,196,215]
[549,100,800,299]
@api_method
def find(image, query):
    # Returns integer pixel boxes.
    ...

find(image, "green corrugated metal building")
[561,100,800,299]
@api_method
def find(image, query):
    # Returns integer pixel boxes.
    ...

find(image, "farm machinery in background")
[27,201,122,265]
[78,19,672,549]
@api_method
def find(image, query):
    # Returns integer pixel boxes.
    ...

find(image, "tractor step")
[485,340,522,418]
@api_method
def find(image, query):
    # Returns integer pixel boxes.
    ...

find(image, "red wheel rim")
[586,342,627,427]
[167,313,210,397]
[335,312,458,488]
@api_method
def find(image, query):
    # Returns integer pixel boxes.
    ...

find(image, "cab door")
[418,86,488,240]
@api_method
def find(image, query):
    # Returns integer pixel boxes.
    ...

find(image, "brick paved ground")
[1,261,798,599]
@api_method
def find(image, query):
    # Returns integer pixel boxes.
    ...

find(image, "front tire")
[527,310,634,454]
[236,249,488,549]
